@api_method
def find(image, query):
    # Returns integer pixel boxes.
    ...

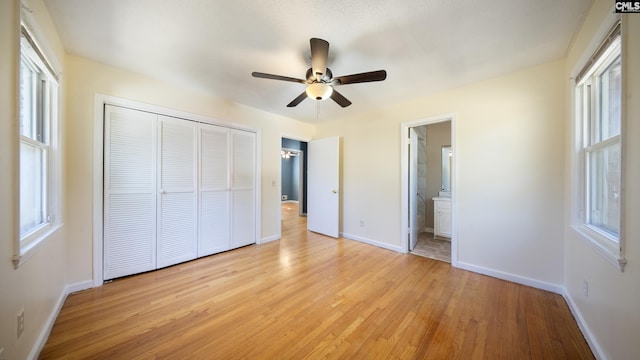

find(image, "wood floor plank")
[39,203,594,359]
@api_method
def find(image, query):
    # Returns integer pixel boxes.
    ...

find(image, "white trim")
[93,94,261,286]
[254,128,262,245]
[280,133,312,143]
[19,7,63,78]
[456,261,563,294]
[341,232,404,253]
[92,96,104,287]
[570,16,625,272]
[13,224,62,268]
[569,8,620,79]
[562,290,607,360]
[572,226,626,271]
[15,23,63,269]
[27,280,93,360]
[400,114,457,267]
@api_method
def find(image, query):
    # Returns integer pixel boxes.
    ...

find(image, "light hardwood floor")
[40,203,593,359]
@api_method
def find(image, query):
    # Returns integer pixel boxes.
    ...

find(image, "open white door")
[307,136,340,238]
[409,128,418,251]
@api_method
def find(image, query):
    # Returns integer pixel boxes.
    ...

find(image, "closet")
[103,105,256,280]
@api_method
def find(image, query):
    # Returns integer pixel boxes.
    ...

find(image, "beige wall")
[425,121,451,229]
[0,0,69,359]
[317,59,566,285]
[563,1,640,358]
[63,55,315,283]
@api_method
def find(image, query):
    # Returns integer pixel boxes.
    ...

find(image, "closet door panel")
[231,189,255,248]
[231,130,256,248]
[157,116,197,268]
[158,192,197,267]
[104,105,157,280]
[199,191,230,255]
[198,125,230,256]
[232,130,255,189]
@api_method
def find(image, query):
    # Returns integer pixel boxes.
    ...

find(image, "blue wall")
[281,138,308,213]
[281,155,299,200]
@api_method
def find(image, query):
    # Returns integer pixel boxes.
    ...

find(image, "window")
[574,23,625,270]
[15,24,61,266]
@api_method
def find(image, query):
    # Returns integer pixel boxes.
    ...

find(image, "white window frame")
[14,23,62,268]
[573,22,626,271]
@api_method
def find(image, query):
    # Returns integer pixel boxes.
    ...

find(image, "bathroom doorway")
[403,116,455,264]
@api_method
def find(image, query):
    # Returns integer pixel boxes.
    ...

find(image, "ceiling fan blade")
[330,89,352,108]
[252,72,306,84]
[310,38,329,80]
[287,92,308,107]
[334,70,387,85]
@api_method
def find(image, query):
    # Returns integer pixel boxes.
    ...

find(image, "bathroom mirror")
[441,145,452,196]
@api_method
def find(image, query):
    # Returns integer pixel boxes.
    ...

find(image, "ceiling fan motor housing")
[306,67,333,83]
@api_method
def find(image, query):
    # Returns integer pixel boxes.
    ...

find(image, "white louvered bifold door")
[198,124,230,257]
[104,105,157,280]
[230,130,256,248]
[157,116,198,268]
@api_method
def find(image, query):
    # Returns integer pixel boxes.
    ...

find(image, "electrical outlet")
[17,310,24,338]
[582,280,589,297]
[359,220,365,227]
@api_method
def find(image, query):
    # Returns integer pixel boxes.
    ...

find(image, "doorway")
[401,115,456,266]
[281,138,308,233]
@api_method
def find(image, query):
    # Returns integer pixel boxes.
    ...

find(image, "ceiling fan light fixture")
[306,82,333,101]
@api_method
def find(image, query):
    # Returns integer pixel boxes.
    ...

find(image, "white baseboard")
[562,290,607,360]
[341,232,404,253]
[456,261,563,294]
[261,234,280,244]
[28,280,94,360]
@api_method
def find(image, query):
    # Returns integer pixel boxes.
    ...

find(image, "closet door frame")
[93,95,260,287]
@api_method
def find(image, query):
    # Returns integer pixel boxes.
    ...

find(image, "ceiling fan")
[252,38,387,108]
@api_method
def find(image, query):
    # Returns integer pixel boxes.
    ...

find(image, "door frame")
[93,94,261,287]
[400,113,457,267]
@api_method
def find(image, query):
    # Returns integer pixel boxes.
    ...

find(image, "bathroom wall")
[281,155,300,201]
[425,121,452,230]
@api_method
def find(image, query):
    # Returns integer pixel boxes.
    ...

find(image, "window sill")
[13,223,62,269]
[573,225,626,272]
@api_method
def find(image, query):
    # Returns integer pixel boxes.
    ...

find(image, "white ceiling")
[44,0,593,123]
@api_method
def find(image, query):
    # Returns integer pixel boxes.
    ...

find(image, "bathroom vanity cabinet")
[433,197,452,238]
